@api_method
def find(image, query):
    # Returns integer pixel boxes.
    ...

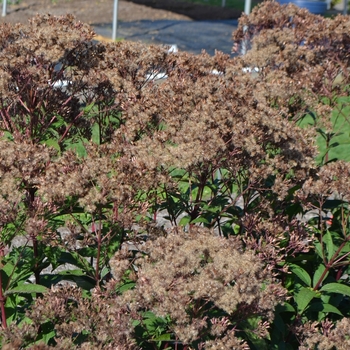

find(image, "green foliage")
[298,93,350,165]
[179,0,248,12]
[133,312,173,349]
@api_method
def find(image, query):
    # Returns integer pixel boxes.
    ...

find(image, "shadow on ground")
[124,0,244,20]
[94,19,239,56]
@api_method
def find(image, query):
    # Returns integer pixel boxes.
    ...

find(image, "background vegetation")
[177,0,248,11]
[0,2,350,349]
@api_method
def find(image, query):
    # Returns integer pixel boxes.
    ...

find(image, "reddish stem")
[58,110,85,144]
[313,237,350,291]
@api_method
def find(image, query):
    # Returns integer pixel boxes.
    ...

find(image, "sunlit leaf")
[313,263,328,288]
[179,216,191,226]
[295,287,318,313]
[320,283,350,297]
[323,231,335,261]
[6,284,48,295]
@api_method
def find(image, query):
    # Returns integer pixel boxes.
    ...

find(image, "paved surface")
[92,3,348,57]
[93,19,239,56]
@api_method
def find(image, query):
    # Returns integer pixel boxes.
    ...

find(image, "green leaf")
[4,293,26,325]
[1,262,14,288]
[1,260,33,290]
[295,287,318,314]
[313,263,328,288]
[273,313,286,333]
[58,269,85,277]
[39,274,62,287]
[41,138,60,152]
[17,315,34,327]
[323,231,335,261]
[58,252,94,275]
[323,199,346,209]
[276,302,295,313]
[314,102,350,163]
[307,302,343,317]
[336,96,350,104]
[169,168,187,179]
[118,282,136,293]
[35,321,56,344]
[179,216,191,226]
[83,102,95,114]
[132,319,141,327]
[288,264,311,286]
[100,266,110,280]
[77,247,97,258]
[314,240,324,260]
[297,112,316,128]
[320,282,350,297]
[92,122,101,145]
[190,216,210,224]
[6,284,48,295]
[339,241,350,256]
[143,311,158,319]
[69,276,96,291]
[5,293,24,308]
[152,333,173,341]
[41,329,56,344]
[243,317,268,349]
[0,130,14,141]
[65,139,87,157]
[245,330,268,350]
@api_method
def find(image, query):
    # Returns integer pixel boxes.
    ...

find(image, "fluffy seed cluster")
[1,285,137,350]
[113,227,287,344]
[299,318,350,350]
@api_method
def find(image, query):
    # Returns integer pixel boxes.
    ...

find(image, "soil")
[0,0,243,26]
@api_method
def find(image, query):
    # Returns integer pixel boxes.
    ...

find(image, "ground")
[0,0,243,26]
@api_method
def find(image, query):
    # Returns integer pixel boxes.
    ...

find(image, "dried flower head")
[118,227,287,345]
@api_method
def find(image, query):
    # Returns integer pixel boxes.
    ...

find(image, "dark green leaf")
[77,247,97,258]
[70,276,96,291]
[58,269,85,276]
[288,264,311,286]
[307,302,343,316]
[323,199,346,209]
[245,329,268,350]
[273,313,286,333]
[58,252,94,275]
[275,302,295,313]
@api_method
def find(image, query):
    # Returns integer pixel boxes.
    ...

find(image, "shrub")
[0,2,350,349]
